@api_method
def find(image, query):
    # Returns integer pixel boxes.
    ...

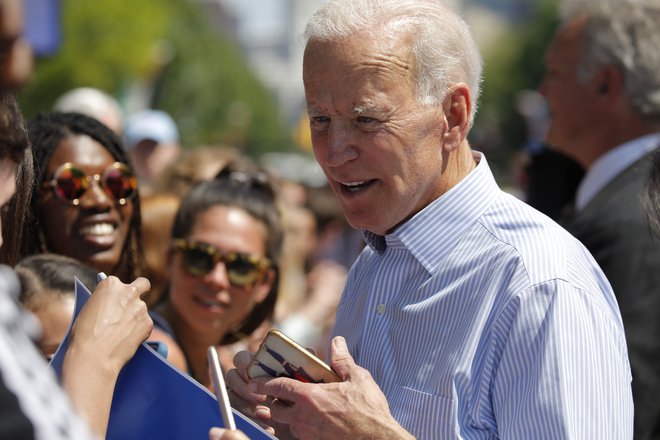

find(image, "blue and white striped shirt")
[333,153,633,439]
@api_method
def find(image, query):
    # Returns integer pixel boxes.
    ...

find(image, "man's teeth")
[79,223,115,236]
[343,181,367,192]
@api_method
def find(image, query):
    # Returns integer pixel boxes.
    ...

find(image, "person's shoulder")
[478,192,594,283]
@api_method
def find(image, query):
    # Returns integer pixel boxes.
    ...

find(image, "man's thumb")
[329,336,355,381]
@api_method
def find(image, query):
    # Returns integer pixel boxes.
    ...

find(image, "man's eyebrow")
[305,104,320,114]
[352,104,380,114]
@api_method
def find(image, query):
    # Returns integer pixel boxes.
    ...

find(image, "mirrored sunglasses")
[42,162,137,206]
[173,239,272,287]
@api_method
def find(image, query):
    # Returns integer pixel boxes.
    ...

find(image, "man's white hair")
[304,0,483,126]
[560,0,660,121]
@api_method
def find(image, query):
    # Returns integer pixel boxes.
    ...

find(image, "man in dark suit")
[539,2,660,438]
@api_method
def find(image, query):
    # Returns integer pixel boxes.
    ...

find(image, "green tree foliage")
[152,0,291,155]
[473,0,559,181]
[19,0,291,156]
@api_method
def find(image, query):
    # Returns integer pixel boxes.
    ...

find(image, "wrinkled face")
[40,135,134,275]
[303,34,447,235]
[168,205,273,338]
[0,158,17,249]
[539,18,600,166]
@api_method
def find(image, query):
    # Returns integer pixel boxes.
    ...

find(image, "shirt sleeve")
[489,278,633,439]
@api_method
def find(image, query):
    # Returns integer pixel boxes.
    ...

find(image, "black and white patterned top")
[0,265,97,440]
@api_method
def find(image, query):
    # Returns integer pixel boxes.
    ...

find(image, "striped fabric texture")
[333,153,633,439]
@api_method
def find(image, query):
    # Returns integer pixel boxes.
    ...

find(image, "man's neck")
[583,118,660,169]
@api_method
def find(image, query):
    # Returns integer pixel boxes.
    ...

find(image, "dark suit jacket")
[567,153,660,439]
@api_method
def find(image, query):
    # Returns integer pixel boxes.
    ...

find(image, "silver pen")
[207,346,237,430]
[97,272,108,283]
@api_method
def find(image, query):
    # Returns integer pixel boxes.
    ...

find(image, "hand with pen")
[61,274,153,437]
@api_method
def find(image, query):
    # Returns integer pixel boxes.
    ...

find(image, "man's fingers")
[233,351,253,381]
[226,369,268,404]
[251,376,303,404]
[329,336,355,381]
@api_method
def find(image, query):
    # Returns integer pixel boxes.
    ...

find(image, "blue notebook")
[50,278,276,440]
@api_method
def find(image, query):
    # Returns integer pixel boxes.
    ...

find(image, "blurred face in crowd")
[0,158,17,248]
[28,293,74,360]
[0,0,33,91]
[303,32,447,235]
[539,17,604,168]
[39,135,134,275]
[168,205,273,340]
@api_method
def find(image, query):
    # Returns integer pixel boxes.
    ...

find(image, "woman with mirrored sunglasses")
[21,112,146,282]
[150,164,283,390]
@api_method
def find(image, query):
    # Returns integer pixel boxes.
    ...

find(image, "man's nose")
[326,120,358,167]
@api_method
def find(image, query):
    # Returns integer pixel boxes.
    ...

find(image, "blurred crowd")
[14,83,364,376]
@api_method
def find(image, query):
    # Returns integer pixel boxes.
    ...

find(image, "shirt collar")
[363,152,500,273]
[576,133,660,211]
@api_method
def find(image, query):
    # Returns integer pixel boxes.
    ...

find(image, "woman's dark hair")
[642,150,660,238]
[171,165,284,344]
[0,93,29,163]
[0,93,33,266]
[23,111,145,280]
[15,254,99,306]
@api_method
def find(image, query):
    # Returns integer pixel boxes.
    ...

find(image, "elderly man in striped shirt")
[226,0,633,438]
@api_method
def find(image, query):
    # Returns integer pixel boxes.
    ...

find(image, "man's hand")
[250,336,414,440]
[225,350,277,435]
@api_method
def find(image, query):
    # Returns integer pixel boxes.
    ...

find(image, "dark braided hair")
[0,93,32,266]
[0,93,29,163]
[169,164,283,344]
[23,112,146,280]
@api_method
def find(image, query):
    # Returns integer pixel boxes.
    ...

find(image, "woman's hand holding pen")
[60,275,153,437]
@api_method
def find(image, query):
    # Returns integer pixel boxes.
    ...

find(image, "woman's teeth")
[79,223,115,236]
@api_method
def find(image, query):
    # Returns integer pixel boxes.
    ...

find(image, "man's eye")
[357,116,376,124]
[312,116,330,124]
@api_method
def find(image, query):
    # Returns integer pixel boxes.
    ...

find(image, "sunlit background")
[21,0,559,191]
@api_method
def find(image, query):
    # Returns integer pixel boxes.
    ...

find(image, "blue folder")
[50,278,276,440]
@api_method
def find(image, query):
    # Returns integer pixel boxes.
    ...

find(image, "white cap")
[124,109,179,148]
[54,87,124,133]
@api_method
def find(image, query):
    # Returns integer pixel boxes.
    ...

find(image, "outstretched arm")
[61,276,153,437]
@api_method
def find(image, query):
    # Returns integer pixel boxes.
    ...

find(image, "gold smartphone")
[247,329,340,384]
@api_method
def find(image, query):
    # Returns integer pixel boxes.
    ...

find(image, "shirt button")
[376,304,386,314]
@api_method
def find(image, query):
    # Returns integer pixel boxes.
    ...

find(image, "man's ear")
[593,66,624,99]
[441,83,471,152]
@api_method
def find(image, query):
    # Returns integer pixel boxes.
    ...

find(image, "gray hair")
[560,0,660,121]
[304,0,483,125]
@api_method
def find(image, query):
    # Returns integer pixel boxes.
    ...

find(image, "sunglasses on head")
[173,239,272,287]
[42,162,137,206]
[215,168,277,199]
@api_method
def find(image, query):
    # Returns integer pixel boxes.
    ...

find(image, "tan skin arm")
[61,276,153,438]
[148,327,189,373]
